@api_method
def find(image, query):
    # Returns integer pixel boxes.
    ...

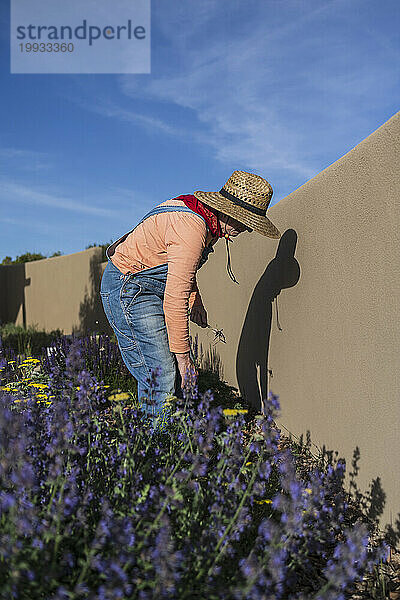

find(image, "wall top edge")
[0,246,103,269]
[270,109,400,209]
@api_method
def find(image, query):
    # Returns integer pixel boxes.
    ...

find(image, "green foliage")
[0,322,63,357]
[197,367,248,411]
[76,334,139,397]
[191,334,251,414]
[85,241,113,262]
[1,251,62,265]
[0,335,391,599]
[0,333,393,598]
[1,241,112,266]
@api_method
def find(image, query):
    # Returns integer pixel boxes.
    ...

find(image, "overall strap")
[106,204,208,260]
[139,205,208,227]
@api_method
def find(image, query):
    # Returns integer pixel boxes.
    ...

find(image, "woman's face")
[219,213,252,237]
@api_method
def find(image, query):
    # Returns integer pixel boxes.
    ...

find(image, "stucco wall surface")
[192,110,400,531]
[0,247,105,335]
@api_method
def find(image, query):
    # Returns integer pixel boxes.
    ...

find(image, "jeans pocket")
[100,291,144,365]
[120,278,143,311]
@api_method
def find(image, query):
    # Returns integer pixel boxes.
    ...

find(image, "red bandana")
[173,194,223,238]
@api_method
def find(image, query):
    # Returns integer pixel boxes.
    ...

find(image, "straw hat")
[193,170,281,238]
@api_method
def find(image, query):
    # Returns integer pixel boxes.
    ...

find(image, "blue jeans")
[100,259,182,429]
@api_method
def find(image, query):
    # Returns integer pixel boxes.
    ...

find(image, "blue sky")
[0,0,399,259]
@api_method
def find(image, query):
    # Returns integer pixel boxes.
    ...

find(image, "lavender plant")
[42,334,138,396]
[0,336,391,599]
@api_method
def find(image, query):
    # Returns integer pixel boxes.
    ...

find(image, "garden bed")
[0,330,398,599]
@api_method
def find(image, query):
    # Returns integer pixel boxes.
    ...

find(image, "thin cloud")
[61,0,396,189]
[114,0,390,179]
[80,99,183,137]
[0,180,115,217]
[114,2,354,177]
[65,2,332,179]
[106,185,154,207]
[118,50,319,177]
[0,215,55,235]
[0,147,52,171]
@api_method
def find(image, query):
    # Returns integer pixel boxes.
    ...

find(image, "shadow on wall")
[0,264,30,327]
[236,229,300,413]
[74,255,112,336]
[194,336,224,382]
[235,229,400,548]
[295,432,400,548]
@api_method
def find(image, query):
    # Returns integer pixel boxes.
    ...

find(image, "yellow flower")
[304,488,312,495]
[108,392,131,401]
[223,408,248,417]
[254,499,273,505]
[103,385,110,388]
[75,386,80,391]
[36,394,48,399]
[0,387,12,392]
[7,361,16,365]
[245,462,253,466]
[164,394,178,407]
[28,383,47,389]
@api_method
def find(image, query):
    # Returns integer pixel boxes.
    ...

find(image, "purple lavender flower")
[0,334,390,599]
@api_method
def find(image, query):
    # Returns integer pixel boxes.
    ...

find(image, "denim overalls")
[100,205,214,430]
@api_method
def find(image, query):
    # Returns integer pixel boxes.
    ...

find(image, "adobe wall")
[193,110,400,533]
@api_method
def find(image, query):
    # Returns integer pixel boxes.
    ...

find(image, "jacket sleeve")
[164,213,207,353]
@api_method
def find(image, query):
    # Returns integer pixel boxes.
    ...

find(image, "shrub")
[0,323,63,358]
[0,337,390,599]
[1,251,62,265]
[85,242,113,263]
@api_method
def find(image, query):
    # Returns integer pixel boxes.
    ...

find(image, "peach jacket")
[110,197,215,354]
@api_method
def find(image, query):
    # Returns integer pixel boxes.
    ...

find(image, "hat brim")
[193,190,281,238]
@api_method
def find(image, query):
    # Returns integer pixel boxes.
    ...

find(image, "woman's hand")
[190,304,208,328]
[175,351,197,386]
